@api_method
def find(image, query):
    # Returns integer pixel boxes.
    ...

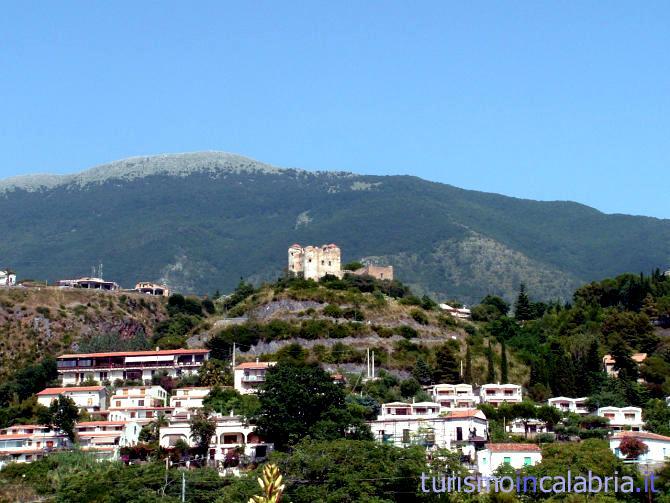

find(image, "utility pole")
[372,351,375,379]
[232,342,236,369]
[366,348,370,378]
[181,471,186,502]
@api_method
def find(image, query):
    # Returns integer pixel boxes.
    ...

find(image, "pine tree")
[433,344,460,384]
[500,339,509,383]
[514,283,533,321]
[486,339,496,383]
[412,356,433,385]
[464,345,473,384]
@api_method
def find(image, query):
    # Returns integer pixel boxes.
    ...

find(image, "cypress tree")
[433,344,460,384]
[464,345,473,384]
[486,339,496,383]
[500,339,509,383]
[412,356,433,385]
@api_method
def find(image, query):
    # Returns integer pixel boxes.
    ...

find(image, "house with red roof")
[56,348,209,386]
[36,386,109,413]
[610,431,670,468]
[233,360,276,394]
[476,443,542,477]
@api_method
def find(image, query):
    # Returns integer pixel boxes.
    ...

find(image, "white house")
[107,386,172,424]
[597,406,644,431]
[439,304,471,319]
[170,387,211,411]
[506,418,548,437]
[36,386,109,413]
[368,405,488,457]
[56,348,209,385]
[547,397,590,415]
[610,431,670,468]
[234,361,276,394]
[429,384,480,410]
[476,443,542,478]
[75,421,141,459]
[159,412,272,467]
[0,425,68,469]
[478,384,523,407]
[0,270,16,287]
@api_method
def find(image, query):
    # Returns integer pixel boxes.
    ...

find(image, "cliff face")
[0,287,168,377]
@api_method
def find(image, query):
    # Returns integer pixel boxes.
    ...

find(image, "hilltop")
[0,287,168,378]
[1,152,669,303]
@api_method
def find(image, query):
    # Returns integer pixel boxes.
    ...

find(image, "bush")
[323,304,343,318]
[410,309,429,325]
[397,325,418,339]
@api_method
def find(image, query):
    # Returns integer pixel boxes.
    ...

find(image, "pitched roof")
[486,443,541,452]
[37,386,105,395]
[235,361,275,370]
[613,431,670,442]
[58,349,208,359]
[443,409,487,420]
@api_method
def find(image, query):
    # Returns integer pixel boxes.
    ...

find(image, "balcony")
[241,375,265,383]
[58,360,202,371]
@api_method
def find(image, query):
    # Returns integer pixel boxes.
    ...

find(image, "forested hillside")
[1,152,669,302]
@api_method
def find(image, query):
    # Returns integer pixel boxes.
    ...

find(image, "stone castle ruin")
[288,243,393,281]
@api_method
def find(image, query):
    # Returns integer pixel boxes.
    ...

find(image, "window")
[503,457,511,464]
[402,429,411,443]
[524,457,532,466]
[115,401,121,407]
[138,400,144,407]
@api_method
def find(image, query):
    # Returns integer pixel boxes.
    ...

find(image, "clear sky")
[1,2,668,218]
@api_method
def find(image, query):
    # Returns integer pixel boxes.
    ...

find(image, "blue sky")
[1,2,668,218]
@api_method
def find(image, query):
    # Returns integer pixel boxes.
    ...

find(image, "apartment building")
[547,396,590,415]
[36,386,109,413]
[170,387,211,411]
[107,386,172,424]
[57,348,209,385]
[597,406,644,431]
[233,361,276,394]
[368,403,488,456]
[429,383,480,410]
[477,384,523,407]
[476,443,542,478]
[0,425,68,469]
[75,421,141,459]
[159,412,272,467]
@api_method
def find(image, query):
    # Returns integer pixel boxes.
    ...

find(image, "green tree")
[203,386,260,419]
[432,343,460,384]
[412,356,433,385]
[254,363,370,451]
[486,339,496,383]
[463,345,473,384]
[199,359,232,387]
[500,339,509,383]
[514,283,533,321]
[643,399,670,435]
[46,395,80,443]
[190,409,217,456]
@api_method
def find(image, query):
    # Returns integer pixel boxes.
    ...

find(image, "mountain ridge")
[0,152,668,303]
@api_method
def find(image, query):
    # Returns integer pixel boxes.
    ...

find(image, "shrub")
[323,304,343,318]
[397,325,418,339]
[410,309,429,325]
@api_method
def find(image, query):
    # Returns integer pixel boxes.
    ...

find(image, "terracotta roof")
[75,421,127,427]
[58,349,208,359]
[613,431,670,442]
[444,409,484,419]
[235,361,275,370]
[603,353,647,364]
[486,443,541,452]
[37,386,105,395]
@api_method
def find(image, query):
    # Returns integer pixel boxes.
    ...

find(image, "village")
[1,243,669,484]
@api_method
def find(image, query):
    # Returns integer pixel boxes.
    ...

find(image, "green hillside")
[0,152,668,303]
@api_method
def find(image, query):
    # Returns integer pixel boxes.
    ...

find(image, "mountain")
[1,152,668,303]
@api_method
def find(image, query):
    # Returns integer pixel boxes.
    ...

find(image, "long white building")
[56,349,209,385]
[547,396,589,415]
[597,406,644,431]
[477,384,523,407]
[36,386,109,413]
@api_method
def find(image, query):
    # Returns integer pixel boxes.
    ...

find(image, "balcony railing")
[241,375,265,383]
[58,361,203,370]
